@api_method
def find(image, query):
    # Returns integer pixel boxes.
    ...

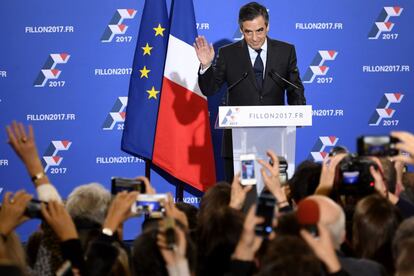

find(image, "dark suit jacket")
[198,38,306,157]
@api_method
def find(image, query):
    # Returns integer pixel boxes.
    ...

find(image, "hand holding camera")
[258,150,288,206]
[0,190,32,236]
[391,131,414,165]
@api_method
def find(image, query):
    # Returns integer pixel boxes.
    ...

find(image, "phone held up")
[240,154,257,185]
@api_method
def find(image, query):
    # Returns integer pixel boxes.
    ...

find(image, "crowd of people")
[1,121,414,276]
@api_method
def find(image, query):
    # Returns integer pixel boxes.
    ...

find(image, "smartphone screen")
[132,194,167,218]
[240,154,256,185]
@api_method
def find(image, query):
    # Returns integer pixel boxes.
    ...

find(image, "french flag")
[153,0,216,191]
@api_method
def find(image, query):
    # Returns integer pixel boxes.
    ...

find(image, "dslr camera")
[336,154,378,196]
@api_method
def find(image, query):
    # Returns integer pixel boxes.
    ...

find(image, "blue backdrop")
[0,0,413,240]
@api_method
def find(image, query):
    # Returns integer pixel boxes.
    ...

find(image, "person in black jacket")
[194,2,306,182]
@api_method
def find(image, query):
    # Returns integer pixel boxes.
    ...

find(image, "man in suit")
[194,2,306,183]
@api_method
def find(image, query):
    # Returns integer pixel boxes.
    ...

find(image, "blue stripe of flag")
[122,0,169,160]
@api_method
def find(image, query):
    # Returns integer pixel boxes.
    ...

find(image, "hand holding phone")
[255,191,276,237]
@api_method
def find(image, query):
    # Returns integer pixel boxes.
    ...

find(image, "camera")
[24,199,46,219]
[336,154,378,196]
[269,156,288,185]
[111,177,145,194]
[131,194,168,218]
[357,135,399,157]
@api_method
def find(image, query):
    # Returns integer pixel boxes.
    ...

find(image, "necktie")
[253,49,264,90]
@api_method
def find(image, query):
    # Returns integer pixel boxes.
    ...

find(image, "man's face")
[241,15,269,50]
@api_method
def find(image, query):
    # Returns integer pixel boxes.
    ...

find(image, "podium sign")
[218,105,312,128]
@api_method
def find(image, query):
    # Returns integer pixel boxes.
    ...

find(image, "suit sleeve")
[198,47,227,96]
[286,45,306,105]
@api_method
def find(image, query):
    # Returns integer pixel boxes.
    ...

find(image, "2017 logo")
[368,7,403,40]
[102,97,128,130]
[101,9,137,43]
[42,140,72,174]
[369,93,404,126]
[303,50,338,84]
[220,108,240,126]
[309,136,339,162]
[34,53,70,87]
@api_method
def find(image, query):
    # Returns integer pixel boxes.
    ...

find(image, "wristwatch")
[31,172,45,183]
[102,228,114,237]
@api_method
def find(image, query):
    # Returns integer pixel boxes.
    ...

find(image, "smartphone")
[357,135,399,157]
[240,154,257,185]
[131,194,168,218]
[111,177,145,194]
[163,217,176,250]
[255,191,276,237]
[24,199,46,219]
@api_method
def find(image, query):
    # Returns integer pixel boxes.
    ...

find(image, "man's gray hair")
[65,182,111,224]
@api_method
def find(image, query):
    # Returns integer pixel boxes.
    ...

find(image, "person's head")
[288,161,322,203]
[196,207,244,276]
[307,195,346,250]
[258,235,321,276]
[199,181,231,222]
[395,238,414,276]
[66,182,111,225]
[352,194,402,273]
[392,217,414,261]
[175,202,198,232]
[238,2,269,50]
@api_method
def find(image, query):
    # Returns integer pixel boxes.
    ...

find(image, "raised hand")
[157,219,187,266]
[194,35,215,68]
[103,191,139,232]
[0,190,33,236]
[258,150,288,206]
[391,131,414,165]
[232,205,264,261]
[229,172,252,210]
[41,200,78,241]
[301,224,341,274]
[6,121,49,186]
[314,153,347,196]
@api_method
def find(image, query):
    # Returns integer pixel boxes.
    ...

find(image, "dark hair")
[352,194,402,274]
[196,207,244,276]
[238,2,269,28]
[392,217,414,261]
[175,202,198,232]
[132,227,196,276]
[198,182,231,222]
[288,160,322,202]
[258,235,321,276]
[395,238,414,276]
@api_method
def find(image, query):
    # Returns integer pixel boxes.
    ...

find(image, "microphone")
[296,198,320,237]
[269,69,300,90]
[228,72,248,91]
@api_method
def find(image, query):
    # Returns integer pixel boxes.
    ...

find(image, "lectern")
[218,105,313,193]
